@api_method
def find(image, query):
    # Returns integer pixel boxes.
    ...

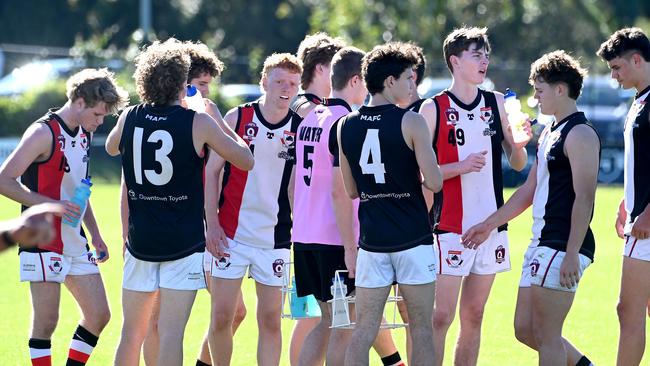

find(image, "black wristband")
[1,231,17,247]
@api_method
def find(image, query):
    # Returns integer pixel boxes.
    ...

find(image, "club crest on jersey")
[445,108,459,126]
[446,250,463,268]
[272,259,285,278]
[244,122,259,142]
[480,106,493,124]
[530,259,540,277]
[215,253,231,270]
[80,133,89,150]
[57,135,66,151]
[281,131,296,149]
[495,245,506,264]
[49,257,63,274]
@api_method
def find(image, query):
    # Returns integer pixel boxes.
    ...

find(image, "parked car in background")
[578,75,634,148]
[220,83,263,103]
[0,58,85,96]
[417,76,495,98]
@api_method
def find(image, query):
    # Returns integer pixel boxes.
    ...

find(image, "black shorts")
[294,243,356,302]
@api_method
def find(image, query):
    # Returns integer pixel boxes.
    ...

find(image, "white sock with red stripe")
[29,338,52,366]
[66,325,98,366]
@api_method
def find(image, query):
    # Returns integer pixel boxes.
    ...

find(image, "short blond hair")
[66,68,129,114]
[260,53,302,88]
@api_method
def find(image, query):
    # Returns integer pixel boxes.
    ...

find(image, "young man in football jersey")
[138,41,248,366]
[0,68,128,366]
[291,32,346,118]
[107,39,253,366]
[463,50,599,366]
[418,27,531,366]
[598,27,650,366]
[401,42,428,113]
[338,42,443,366]
[288,32,346,365]
[204,53,302,366]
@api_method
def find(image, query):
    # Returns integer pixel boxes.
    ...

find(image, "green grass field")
[0,185,647,365]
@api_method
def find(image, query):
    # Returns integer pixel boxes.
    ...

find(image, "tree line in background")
[0,0,649,137]
[2,0,649,81]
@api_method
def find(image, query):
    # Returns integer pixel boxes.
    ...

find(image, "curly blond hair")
[66,68,129,114]
[134,38,190,106]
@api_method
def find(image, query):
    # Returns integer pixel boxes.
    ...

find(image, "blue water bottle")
[63,177,92,227]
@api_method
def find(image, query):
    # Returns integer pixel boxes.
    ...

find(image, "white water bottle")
[330,276,350,327]
[503,88,529,144]
[184,85,205,112]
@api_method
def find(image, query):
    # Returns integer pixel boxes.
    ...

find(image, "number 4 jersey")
[339,104,432,253]
[431,89,506,234]
[120,104,206,262]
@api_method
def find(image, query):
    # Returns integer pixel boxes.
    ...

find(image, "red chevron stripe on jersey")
[218,105,254,239]
[434,94,463,233]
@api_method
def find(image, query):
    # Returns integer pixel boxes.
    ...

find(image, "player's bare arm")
[560,124,600,288]
[105,110,127,156]
[194,110,254,171]
[337,119,358,199]
[616,198,626,239]
[332,166,358,277]
[203,107,236,257]
[403,111,442,192]
[495,91,530,172]
[0,124,69,207]
[462,162,538,248]
[205,100,240,141]
[82,201,109,263]
[420,96,488,179]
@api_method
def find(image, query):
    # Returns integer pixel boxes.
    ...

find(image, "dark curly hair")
[405,42,426,86]
[183,41,225,82]
[66,68,129,114]
[134,38,190,106]
[529,50,587,100]
[443,27,490,73]
[362,42,419,95]
[597,27,650,62]
[296,32,346,90]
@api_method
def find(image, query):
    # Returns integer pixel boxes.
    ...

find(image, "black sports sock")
[576,355,593,366]
[196,360,211,366]
[381,351,404,366]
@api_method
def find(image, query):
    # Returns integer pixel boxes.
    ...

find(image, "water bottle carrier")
[280,261,322,319]
[327,270,407,330]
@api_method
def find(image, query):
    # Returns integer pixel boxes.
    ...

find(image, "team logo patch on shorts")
[446,250,463,268]
[272,259,285,278]
[215,253,231,270]
[495,245,506,264]
[49,257,63,274]
[530,259,540,277]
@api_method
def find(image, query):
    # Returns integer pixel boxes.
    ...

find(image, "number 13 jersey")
[339,104,432,253]
[120,104,206,262]
[431,89,505,234]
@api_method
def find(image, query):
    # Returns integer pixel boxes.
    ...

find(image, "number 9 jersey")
[120,104,206,262]
[339,104,432,253]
